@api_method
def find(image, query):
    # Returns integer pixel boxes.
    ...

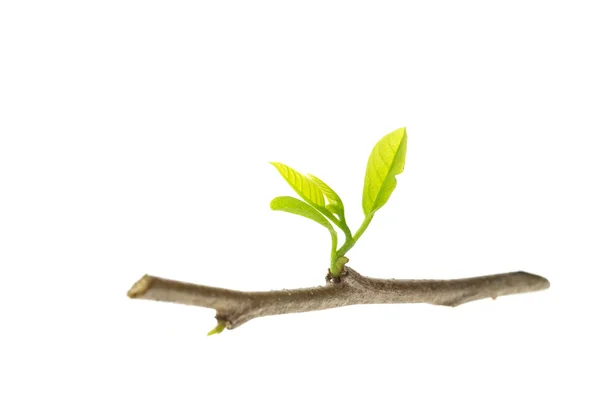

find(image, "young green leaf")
[207,321,227,336]
[270,162,325,209]
[307,174,345,216]
[271,196,339,275]
[362,127,408,216]
[270,196,335,235]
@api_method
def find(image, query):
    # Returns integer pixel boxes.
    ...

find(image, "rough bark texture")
[127,267,550,330]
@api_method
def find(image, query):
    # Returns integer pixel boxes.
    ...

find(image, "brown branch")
[127,267,550,330]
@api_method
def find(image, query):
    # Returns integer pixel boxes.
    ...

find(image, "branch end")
[519,271,551,291]
[127,275,154,298]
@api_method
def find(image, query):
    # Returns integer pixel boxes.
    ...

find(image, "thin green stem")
[330,230,338,269]
[334,213,374,260]
[335,241,353,260]
[320,208,340,225]
[337,213,353,244]
[326,212,351,278]
[320,207,353,255]
[352,213,374,244]
[321,208,352,239]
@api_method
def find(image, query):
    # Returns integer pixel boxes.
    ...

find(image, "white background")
[1,1,599,399]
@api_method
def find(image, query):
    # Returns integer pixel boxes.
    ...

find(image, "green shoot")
[207,321,227,336]
[270,127,408,277]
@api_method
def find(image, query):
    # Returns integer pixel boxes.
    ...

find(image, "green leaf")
[270,162,325,209]
[270,196,335,235]
[307,174,345,216]
[362,127,408,216]
[207,321,227,336]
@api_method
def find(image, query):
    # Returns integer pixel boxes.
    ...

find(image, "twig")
[127,267,550,330]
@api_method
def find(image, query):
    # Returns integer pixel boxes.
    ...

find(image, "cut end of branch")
[519,271,551,291]
[127,275,154,298]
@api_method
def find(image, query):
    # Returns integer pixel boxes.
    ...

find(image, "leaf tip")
[269,196,280,210]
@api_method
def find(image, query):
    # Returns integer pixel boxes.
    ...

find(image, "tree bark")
[127,267,550,330]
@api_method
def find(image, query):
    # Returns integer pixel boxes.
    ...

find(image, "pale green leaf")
[270,162,325,209]
[270,196,335,235]
[326,204,337,214]
[307,174,345,215]
[362,127,408,216]
[207,321,227,336]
